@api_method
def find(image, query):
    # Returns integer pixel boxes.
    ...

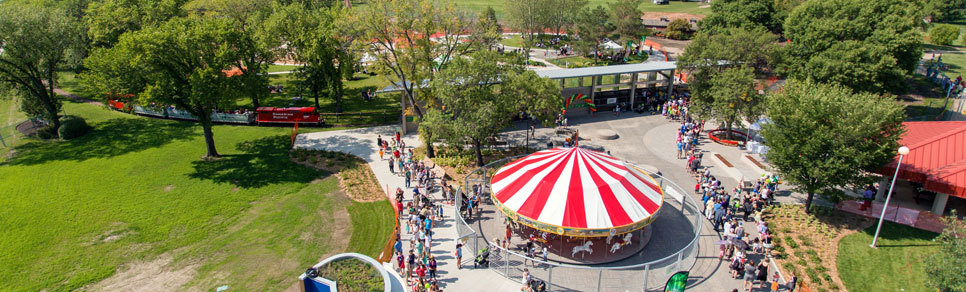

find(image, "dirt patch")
[766,204,874,292]
[163,185,175,192]
[290,149,385,202]
[84,253,199,292]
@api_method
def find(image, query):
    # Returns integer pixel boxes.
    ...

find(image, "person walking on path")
[389,157,395,173]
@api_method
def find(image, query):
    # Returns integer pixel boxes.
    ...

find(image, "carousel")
[490,146,664,264]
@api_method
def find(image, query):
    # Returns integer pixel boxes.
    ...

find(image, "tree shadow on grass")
[859,221,939,242]
[4,118,196,166]
[189,135,325,189]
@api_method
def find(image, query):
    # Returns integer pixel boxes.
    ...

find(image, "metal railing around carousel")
[455,155,703,292]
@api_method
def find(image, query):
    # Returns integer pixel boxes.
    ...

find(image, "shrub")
[36,125,57,139]
[784,236,799,249]
[666,19,693,40]
[797,234,813,247]
[930,24,961,46]
[57,116,91,140]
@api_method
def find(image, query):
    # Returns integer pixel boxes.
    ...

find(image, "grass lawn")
[548,54,650,69]
[837,222,940,292]
[267,64,301,73]
[936,53,966,79]
[455,0,709,18]
[0,100,395,291]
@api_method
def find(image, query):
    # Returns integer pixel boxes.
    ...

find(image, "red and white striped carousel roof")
[491,147,664,230]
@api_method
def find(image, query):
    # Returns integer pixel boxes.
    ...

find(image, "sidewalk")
[294,126,523,291]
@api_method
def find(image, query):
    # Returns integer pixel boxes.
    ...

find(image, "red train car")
[255,107,323,125]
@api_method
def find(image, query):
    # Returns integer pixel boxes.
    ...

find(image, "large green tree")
[504,0,542,60]
[923,0,966,23]
[677,27,776,132]
[925,212,966,292]
[761,80,905,212]
[608,0,647,44]
[539,0,588,36]
[783,0,922,94]
[268,4,347,112]
[699,0,782,34]
[85,0,186,48]
[425,51,560,166]
[573,5,613,62]
[470,7,504,51]
[358,0,472,158]
[0,4,84,134]
[84,17,250,158]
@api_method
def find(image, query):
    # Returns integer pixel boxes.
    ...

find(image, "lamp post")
[870,146,910,248]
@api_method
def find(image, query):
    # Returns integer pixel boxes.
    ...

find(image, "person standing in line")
[454,243,463,269]
[522,268,531,291]
[786,272,798,292]
[743,260,756,291]
[389,157,395,173]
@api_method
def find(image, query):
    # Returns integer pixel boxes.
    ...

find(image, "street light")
[870,146,910,248]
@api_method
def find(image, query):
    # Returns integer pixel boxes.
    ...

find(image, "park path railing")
[456,154,703,292]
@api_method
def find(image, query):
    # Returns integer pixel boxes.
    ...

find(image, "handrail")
[456,154,703,271]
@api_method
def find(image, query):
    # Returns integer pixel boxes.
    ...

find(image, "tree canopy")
[84,17,251,158]
[0,4,84,134]
[761,80,906,212]
[267,4,347,111]
[424,51,559,166]
[925,212,966,292]
[608,0,647,44]
[699,0,782,35]
[358,0,472,158]
[572,5,613,59]
[677,27,776,133]
[85,0,186,48]
[783,0,922,94]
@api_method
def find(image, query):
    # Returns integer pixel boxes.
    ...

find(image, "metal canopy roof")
[535,61,677,79]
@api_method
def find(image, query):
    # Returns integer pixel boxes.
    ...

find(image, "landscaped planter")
[300,253,392,292]
[707,129,749,147]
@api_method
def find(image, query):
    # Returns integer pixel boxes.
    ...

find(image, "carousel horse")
[609,233,634,253]
[572,241,594,257]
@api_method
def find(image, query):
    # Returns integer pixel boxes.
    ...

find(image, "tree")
[608,0,647,44]
[923,0,966,23]
[425,51,560,166]
[188,0,278,109]
[84,17,249,158]
[267,5,347,111]
[699,0,781,35]
[677,27,776,130]
[760,80,905,212]
[504,0,542,61]
[539,0,588,36]
[358,0,472,158]
[929,24,962,46]
[783,0,922,94]
[469,7,504,51]
[925,211,966,292]
[0,4,84,134]
[708,66,762,138]
[85,0,186,48]
[665,18,693,40]
[573,5,612,62]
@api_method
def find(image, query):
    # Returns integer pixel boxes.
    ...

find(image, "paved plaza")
[295,112,802,291]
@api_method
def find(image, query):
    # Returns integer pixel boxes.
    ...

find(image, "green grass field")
[0,99,395,291]
[837,222,940,292]
[456,0,709,19]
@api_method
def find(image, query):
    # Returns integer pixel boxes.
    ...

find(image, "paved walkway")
[295,112,798,291]
[295,126,524,291]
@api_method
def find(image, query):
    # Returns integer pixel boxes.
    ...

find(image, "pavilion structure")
[876,121,966,216]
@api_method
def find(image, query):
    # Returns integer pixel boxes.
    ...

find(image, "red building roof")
[880,121,966,198]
